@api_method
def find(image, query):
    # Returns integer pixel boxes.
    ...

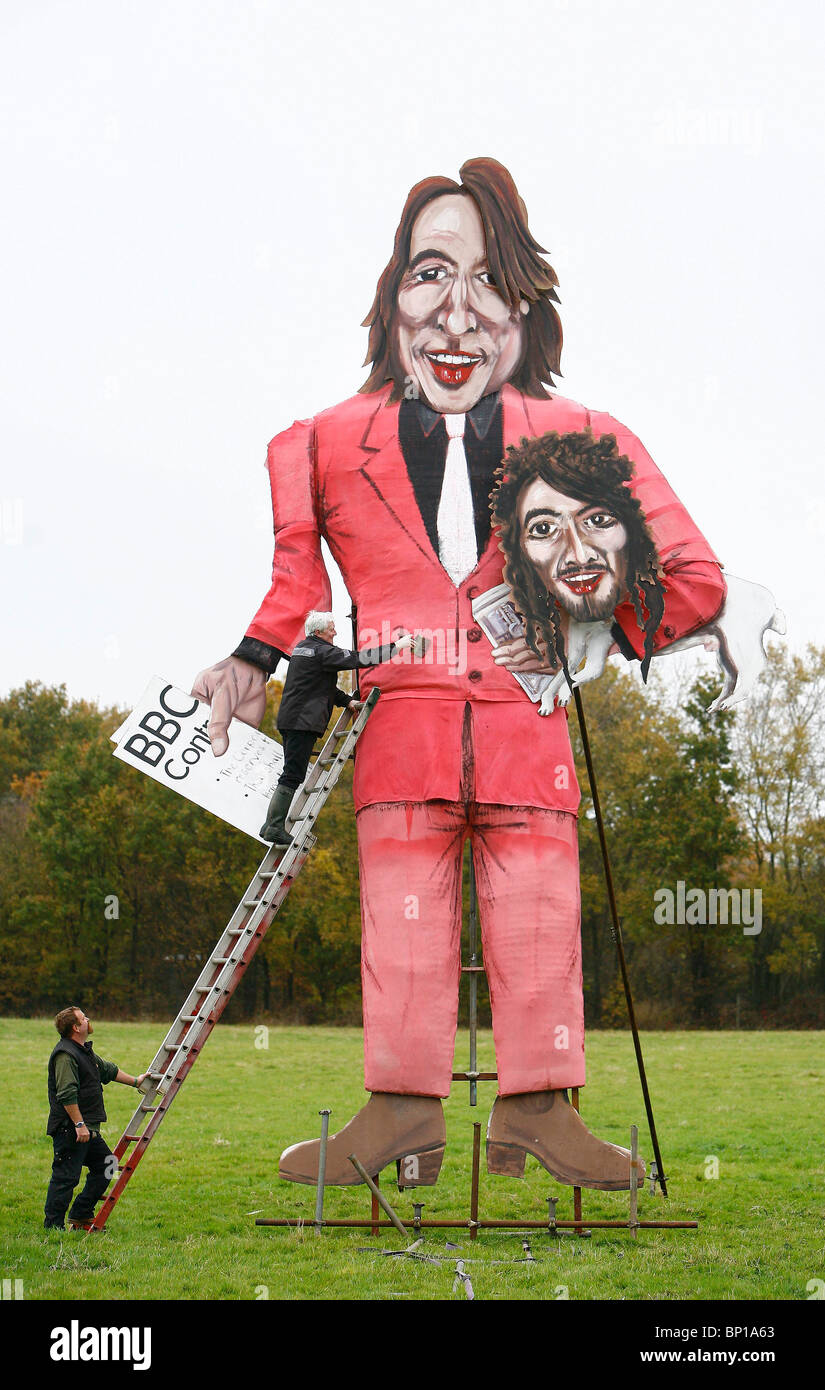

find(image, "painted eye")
[477,270,498,287]
[528,521,559,540]
[413,265,447,284]
[586,512,618,530]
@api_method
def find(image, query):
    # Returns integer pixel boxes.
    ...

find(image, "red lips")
[559,569,606,595]
[425,352,482,387]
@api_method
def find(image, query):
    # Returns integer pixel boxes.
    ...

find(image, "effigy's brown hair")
[490,431,666,681]
[360,157,563,400]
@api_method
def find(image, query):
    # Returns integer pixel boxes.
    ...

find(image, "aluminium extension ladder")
[83,688,380,1232]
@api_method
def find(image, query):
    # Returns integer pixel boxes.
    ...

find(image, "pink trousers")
[356,800,585,1097]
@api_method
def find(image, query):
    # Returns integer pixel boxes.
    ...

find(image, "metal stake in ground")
[314,1109,331,1234]
[572,686,668,1196]
[629,1124,640,1238]
[348,1154,409,1239]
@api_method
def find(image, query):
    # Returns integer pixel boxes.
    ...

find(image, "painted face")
[395,193,527,413]
[518,478,629,622]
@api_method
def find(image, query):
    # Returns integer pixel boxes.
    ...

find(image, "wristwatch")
[75,1120,85,1128]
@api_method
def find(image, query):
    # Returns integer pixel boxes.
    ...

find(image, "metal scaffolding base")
[255,1120,698,1241]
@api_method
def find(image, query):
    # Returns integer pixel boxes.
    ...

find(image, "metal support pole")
[257,1217,697,1230]
[313,1108,331,1234]
[470,1122,481,1240]
[349,1154,408,1239]
[350,604,360,700]
[571,1087,588,1237]
[572,686,668,1196]
[468,850,479,1108]
[370,1171,380,1237]
[629,1124,639,1239]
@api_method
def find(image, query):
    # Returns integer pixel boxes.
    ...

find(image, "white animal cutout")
[538,574,786,716]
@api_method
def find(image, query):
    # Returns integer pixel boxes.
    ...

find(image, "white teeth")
[430,353,478,365]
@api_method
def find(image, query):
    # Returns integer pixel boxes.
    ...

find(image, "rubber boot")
[260,785,295,844]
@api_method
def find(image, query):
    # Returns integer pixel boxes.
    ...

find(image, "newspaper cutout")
[111,676,284,843]
[471,582,556,703]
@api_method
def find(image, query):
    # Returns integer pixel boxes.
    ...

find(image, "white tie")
[436,413,478,586]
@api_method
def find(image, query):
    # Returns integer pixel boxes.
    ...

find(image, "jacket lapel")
[357,385,544,582]
[358,391,446,571]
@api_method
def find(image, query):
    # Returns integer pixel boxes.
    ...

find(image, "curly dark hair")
[360,157,563,400]
[490,431,666,682]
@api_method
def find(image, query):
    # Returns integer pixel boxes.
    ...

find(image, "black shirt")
[398,391,503,560]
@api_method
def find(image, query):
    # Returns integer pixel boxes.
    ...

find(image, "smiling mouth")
[557,568,608,596]
[424,351,483,387]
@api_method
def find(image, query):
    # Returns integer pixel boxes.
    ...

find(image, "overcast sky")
[1,0,823,711]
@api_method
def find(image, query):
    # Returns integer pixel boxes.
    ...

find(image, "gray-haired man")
[261,612,413,844]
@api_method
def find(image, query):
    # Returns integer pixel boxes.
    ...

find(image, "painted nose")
[444,278,477,337]
[564,520,590,565]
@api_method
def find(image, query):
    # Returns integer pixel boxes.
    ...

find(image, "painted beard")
[547,563,623,623]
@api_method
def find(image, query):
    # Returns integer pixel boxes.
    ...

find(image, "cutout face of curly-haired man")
[517,478,629,623]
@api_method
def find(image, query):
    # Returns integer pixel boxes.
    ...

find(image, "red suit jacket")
[246,385,726,813]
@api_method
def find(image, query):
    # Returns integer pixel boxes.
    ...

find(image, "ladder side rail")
[116,841,316,1135]
[94,841,317,1228]
[142,840,305,1085]
[94,690,380,1228]
[143,844,313,1095]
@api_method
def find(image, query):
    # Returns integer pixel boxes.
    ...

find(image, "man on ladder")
[260,612,414,845]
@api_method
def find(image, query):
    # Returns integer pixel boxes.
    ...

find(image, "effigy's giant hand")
[191,657,268,756]
[491,633,560,674]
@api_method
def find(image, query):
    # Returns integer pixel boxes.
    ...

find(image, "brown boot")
[487,1091,645,1191]
[279,1093,446,1188]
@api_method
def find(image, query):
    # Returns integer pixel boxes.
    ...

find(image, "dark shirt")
[398,391,503,560]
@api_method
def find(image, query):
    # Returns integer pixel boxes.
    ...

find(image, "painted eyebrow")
[522,504,617,526]
[407,248,459,272]
[522,506,564,526]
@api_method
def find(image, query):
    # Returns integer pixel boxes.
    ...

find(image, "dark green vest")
[47,1038,107,1135]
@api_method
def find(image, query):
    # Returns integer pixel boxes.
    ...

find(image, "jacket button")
[468,669,482,683]
[467,585,479,599]
[663,625,676,639]
[467,627,482,643]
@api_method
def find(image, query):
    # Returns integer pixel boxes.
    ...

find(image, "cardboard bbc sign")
[111,677,284,843]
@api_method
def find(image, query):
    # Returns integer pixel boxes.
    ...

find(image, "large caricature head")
[491,431,666,680]
[361,159,563,411]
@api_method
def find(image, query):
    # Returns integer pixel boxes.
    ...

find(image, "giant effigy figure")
[193,159,726,1191]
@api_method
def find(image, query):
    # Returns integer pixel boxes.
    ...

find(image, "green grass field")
[2,1021,823,1301]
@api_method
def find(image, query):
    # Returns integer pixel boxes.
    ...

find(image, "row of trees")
[1,644,823,1027]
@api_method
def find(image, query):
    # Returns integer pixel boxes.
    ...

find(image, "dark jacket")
[47,1038,110,1135]
[276,634,396,734]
